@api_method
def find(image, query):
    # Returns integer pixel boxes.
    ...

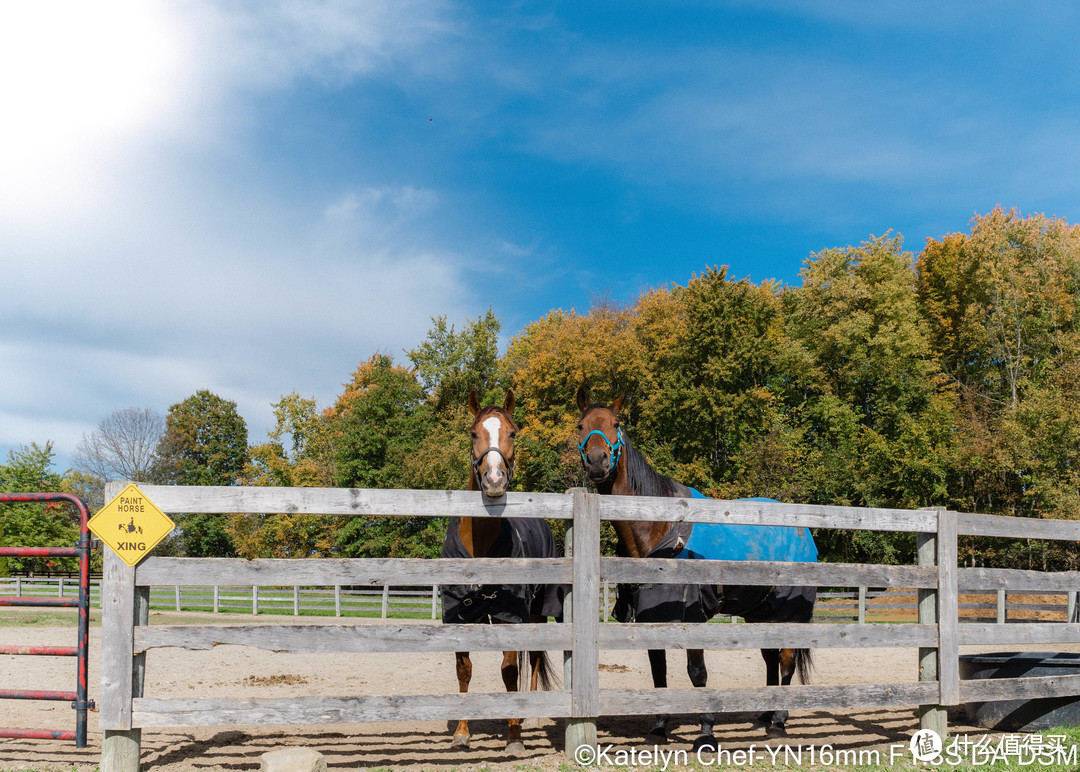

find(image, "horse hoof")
[646,727,668,742]
[765,723,787,738]
[692,735,718,753]
[451,734,470,748]
[505,741,526,756]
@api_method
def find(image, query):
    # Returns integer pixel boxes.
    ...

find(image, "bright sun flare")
[0,0,180,220]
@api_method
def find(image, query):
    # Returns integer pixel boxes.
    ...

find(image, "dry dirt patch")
[2,613,1075,771]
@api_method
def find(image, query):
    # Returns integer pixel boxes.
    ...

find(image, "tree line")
[3,208,1078,573]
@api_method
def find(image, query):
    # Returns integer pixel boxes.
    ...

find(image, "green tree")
[328,353,438,557]
[0,443,81,573]
[785,234,952,563]
[408,310,502,412]
[636,267,788,492]
[154,390,248,557]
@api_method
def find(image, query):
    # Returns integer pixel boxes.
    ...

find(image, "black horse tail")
[793,648,814,685]
[519,650,557,691]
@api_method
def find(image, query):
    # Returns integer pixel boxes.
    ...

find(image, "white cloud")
[0,0,473,469]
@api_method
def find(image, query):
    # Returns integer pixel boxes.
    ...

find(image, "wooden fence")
[98,484,1080,771]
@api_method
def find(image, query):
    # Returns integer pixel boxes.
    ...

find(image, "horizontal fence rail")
[97,485,1080,772]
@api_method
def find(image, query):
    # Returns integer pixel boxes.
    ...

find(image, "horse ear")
[576,386,590,412]
[612,393,627,415]
[503,389,515,414]
[467,389,480,416]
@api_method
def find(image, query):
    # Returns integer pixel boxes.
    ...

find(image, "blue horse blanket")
[679,491,817,563]
[613,494,817,624]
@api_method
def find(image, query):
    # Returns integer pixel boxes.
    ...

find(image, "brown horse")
[576,387,815,750]
[441,389,561,754]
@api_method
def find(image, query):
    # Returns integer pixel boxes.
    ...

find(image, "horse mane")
[622,434,686,498]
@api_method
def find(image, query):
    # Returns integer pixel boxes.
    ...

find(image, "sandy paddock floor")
[2,611,1071,771]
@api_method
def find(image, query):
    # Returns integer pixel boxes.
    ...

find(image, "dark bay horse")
[441,389,562,754]
[575,387,816,750]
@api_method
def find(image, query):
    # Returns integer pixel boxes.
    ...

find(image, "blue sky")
[3,1,1080,471]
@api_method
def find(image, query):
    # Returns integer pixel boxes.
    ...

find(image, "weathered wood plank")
[131,485,944,533]
[957,512,1080,542]
[600,558,937,588]
[134,623,572,654]
[132,691,571,728]
[136,557,572,587]
[958,624,1080,646]
[599,622,937,650]
[916,521,945,737]
[100,529,136,730]
[571,491,600,719]
[132,620,938,655]
[958,567,1080,592]
[937,509,959,706]
[596,496,936,532]
[133,485,574,519]
[959,673,1080,703]
[599,682,940,715]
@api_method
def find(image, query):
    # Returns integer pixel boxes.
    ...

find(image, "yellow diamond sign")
[89,484,175,567]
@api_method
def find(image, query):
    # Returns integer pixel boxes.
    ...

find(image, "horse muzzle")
[479,471,510,498]
[582,452,613,482]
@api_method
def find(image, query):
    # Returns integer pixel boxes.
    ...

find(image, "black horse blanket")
[441,517,564,624]
[613,495,816,624]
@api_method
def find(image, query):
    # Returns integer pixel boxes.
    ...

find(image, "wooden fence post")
[857,586,866,624]
[381,585,390,618]
[997,589,1006,624]
[565,489,599,758]
[937,509,959,709]
[100,478,146,772]
[917,508,946,738]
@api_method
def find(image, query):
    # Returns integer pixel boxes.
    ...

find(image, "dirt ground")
[2,609,1076,771]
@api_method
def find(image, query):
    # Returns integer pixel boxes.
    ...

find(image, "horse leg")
[501,649,526,755]
[757,648,784,734]
[645,648,670,740]
[686,648,717,752]
[452,651,472,747]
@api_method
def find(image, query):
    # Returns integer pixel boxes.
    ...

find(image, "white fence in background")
[5,576,1077,623]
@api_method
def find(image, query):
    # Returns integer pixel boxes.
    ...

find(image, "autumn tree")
[228,393,340,559]
[504,301,647,495]
[918,209,1080,524]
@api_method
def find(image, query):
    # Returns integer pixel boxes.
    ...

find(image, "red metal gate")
[0,492,95,747]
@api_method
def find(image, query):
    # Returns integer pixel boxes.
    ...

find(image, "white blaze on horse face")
[479,415,508,492]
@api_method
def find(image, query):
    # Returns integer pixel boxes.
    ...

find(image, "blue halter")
[578,427,624,474]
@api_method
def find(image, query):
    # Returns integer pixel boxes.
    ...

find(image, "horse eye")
[576,424,582,431]
[470,432,478,439]
[509,431,517,438]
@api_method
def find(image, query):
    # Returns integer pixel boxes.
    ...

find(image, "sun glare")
[0,0,181,221]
